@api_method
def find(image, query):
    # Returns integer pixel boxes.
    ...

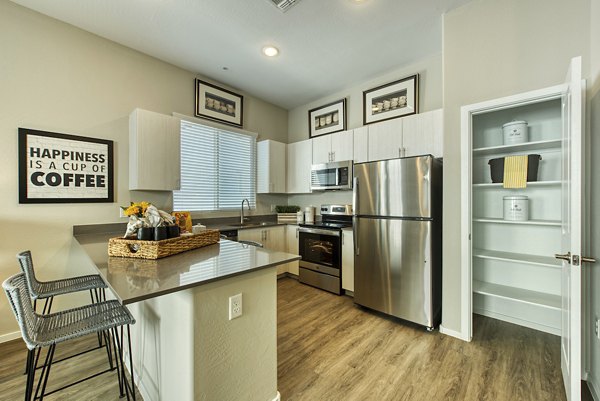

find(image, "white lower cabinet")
[341,228,354,293]
[238,226,287,274]
[285,225,299,276]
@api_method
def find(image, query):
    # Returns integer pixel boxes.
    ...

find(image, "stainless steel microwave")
[310,160,353,191]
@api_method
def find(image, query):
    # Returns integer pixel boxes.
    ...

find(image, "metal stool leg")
[111,327,125,397]
[127,325,136,401]
[24,349,36,401]
[34,344,55,401]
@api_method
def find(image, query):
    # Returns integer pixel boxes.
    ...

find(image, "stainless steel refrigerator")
[352,155,442,330]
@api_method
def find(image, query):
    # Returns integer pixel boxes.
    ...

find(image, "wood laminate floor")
[277,277,568,401]
[0,278,590,401]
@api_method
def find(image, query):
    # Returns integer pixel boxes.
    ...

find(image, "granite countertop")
[74,232,300,305]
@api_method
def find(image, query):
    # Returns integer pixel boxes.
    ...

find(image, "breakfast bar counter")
[74,230,298,401]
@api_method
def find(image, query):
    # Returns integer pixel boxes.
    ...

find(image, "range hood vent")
[268,0,300,12]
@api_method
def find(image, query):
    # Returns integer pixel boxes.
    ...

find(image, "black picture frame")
[18,128,114,204]
[308,98,347,138]
[195,79,244,128]
[363,74,419,125]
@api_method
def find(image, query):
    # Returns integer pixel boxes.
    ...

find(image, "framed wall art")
[195,79,244,128]
[18,128,114,203]
[308,98,346,138]
[363,74,419,125]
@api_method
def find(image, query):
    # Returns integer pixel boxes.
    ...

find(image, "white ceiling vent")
[268,0,300,12]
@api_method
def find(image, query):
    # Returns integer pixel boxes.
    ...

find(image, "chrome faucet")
[240,198,251,225]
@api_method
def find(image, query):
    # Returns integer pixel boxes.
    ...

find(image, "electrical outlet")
[596,318,600,340]
[229,293,242,320]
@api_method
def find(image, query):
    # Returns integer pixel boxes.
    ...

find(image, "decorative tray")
[108,229,220,260]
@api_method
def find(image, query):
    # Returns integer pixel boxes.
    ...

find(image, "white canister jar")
[296,211,304,224]
[502,121,528,145]
[503,195,529,221]
[304,206,315,223]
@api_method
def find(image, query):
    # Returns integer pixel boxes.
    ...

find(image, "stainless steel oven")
[298,204,352,295]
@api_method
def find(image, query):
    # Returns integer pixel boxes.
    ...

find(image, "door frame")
[457,83,567,342]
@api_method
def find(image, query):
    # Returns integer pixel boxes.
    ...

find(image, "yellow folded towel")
[503,155,528,188]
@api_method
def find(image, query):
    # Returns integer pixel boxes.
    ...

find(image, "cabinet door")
[312,135,332,164]
[402,109,443,158]
[286,140,312,194]
[129,109,180,190]
[353,126,369,163]
[238,228,264,244]
[367,118,403,161]
[257,140,286,193]
[263,226,286,275]
[341,229,354,292]
[285,225,300,276]
[330,130,353,162]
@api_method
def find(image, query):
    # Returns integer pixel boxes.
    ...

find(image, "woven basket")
[108,229,220,260]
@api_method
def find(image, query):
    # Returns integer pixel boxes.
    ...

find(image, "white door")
[557,56,584,401]
[312,135,332,164]
[367,118,403,161]
[330,130,354,162]
[287,140,312,194]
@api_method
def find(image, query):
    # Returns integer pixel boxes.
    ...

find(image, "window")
[173,119,256,211]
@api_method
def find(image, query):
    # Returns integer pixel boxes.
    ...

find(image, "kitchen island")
[74,230,299,401]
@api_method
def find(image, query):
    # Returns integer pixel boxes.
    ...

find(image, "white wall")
[442,0,591,335]
[287,53,443,143]
[0,2,287,339]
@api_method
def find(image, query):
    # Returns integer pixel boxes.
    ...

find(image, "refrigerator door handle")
[353,176,359,255]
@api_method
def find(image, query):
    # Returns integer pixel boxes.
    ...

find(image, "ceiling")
[11,0,471,110]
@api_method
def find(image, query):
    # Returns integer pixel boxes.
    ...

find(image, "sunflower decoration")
[122,201,150,218]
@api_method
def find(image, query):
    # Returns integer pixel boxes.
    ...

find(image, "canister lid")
[502,120,527,128]
[503,195,528,200]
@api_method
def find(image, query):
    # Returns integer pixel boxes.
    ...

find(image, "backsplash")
[287,191,352,215]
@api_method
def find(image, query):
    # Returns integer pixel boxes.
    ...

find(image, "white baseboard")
[0,331,21,343]
[439,325,471,342]
[589,375,600,401]
[272,391,281,401]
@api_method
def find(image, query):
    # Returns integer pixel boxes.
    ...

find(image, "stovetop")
[299,221,352,230]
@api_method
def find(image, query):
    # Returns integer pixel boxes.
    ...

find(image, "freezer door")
[353,155,434,218]
[353,217,436,327]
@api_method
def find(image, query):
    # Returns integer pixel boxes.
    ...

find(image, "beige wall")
[287,53,443,143]
[442,0,591,333]
[589,0,600,394]
[0,1,287,338]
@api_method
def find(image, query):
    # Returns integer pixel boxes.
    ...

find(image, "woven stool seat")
[17,251,106,301]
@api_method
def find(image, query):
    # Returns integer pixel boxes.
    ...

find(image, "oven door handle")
[298,227,341,237]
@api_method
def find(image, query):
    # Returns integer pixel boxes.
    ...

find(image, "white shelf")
[473,248,561,268]
[472,180,561,188]
[472,217,561,226]
[473,280,561,311]
[473,139,562,156]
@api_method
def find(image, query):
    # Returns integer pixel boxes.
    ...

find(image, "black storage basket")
[488,154,541,183]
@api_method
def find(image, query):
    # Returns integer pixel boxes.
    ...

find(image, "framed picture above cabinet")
[308,98,346,138]
[195,79,243,128]
[363,74,418,125]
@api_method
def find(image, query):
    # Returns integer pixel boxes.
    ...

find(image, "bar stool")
[3,273,136,401]
[17,250,109,374]
[17,251,107,315]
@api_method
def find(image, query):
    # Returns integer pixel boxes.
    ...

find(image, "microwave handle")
[353,176,359,256]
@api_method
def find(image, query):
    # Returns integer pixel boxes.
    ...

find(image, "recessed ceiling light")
[262,46,279,57]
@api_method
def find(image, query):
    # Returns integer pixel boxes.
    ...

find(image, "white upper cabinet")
[129,108,180,191]
[402,109,443,158]
[286,140,312,194]
[257,140,286,193]
[353,126,369,163]
[330,130,354,162]
[312,130,354,164]
[367,118,403,161]
[312,135,331,164]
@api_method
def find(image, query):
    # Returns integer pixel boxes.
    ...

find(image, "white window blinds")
[173,120,256,212]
